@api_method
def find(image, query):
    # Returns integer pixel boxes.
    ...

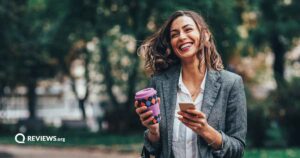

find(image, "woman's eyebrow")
[171,24,193,32]
[170,29,179,33]
[182,24,193,29]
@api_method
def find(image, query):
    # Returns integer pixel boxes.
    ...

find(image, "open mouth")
[179,42,193,52]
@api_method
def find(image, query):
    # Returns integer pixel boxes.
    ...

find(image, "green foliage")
[247,102,269,148]
[247,77,300,148]
[3,1,299,144]
[0,0,67,85]
[246,0,300,88]
[249,0,300,48]
[275,77,300,146]
[246,83,287,148]
[245,148,300,158]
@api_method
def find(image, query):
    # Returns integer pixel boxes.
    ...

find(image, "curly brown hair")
[138,10,224,74]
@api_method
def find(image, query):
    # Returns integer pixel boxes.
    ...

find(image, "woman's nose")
[179,32,187,40]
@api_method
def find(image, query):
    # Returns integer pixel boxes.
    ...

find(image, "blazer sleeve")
[212,76,247,158]
[143,75,162,155]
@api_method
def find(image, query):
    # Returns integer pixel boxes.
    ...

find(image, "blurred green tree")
[0,0,99,122]
[47,0,98,120]
[0,0,67,121]
[248,0,300,89]
[94,0,162,132]
[0,0,244,132]
[244,0,300,146]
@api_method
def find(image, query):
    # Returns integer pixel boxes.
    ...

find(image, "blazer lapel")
[161,65,180,158]
[201,69,221,119]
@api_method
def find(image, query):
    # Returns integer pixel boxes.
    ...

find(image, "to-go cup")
[135,88,161,124]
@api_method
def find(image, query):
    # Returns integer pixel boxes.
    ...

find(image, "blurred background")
[0,0,300,157]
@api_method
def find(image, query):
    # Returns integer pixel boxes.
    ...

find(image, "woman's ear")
[204,31,210,42]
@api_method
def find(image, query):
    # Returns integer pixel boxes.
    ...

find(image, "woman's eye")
[185,28,193,32]
[171,33,178,38]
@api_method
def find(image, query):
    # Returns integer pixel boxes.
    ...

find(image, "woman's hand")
[135,98,161,142]
[177,109,222,149]
[177,109,208,134]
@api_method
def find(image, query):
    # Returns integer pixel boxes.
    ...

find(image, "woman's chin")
[177,51,197,60]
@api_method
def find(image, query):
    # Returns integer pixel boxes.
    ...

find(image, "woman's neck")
[181,59,206,83]
[181,59,206,101]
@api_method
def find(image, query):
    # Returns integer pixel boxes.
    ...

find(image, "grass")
[1,130,300,157]
[245,148,300,158]
[1,134,142,146]
[0,129,145,152]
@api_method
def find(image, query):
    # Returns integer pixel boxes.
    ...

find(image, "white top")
[172,69,207,158]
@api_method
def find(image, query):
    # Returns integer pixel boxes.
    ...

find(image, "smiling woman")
[139,10,223,75]
[136,10,247,158]
[170,16,201,63]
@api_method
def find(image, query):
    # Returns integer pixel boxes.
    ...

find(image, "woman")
[135,10,247,158]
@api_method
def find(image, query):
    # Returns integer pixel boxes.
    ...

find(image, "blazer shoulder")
[150,72,165,82]
[219,70,243,85]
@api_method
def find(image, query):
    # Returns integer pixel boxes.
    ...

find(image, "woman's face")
[170,16,200,61]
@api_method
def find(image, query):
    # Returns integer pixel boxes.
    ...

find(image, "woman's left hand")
[177,109,208,136]
[177,108,223,149]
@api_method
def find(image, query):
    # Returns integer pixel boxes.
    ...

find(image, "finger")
[177,111,183,115]
[140,110,153,121]
[176,113,183,119]
[178,111,194,118]
[135,106,147,115]
[181,117,202,127]
[143,116,154,126]
[184,116,207,128]
[134,101,138,108]
[180,119,198,131]
[178,116,197,127]
[180,111,201,122]
[186,109,206,118]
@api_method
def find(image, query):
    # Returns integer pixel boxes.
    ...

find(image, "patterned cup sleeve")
[149,114,161,124]
[136,95,160,124]
[136,94,157,107]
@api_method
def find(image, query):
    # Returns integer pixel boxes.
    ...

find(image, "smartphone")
[179,102,196,111]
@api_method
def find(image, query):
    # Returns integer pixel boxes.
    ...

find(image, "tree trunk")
[70,78,88,120]
[79,99,86,120]
[270,34,286,90]
[100,41,120,108]
[0,85,4,110]
[27,79,37,119]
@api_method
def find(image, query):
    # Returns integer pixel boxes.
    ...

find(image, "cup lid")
[135,88,157,99]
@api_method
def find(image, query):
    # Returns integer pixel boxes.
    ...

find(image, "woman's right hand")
[135,98,160,141]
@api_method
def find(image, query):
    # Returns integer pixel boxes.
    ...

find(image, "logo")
[14,133,65,144]
[15,133,25,144]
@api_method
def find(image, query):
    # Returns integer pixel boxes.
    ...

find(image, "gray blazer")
[143,65,247,158]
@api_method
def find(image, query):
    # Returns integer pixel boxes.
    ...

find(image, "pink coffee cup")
[135,88,160,124]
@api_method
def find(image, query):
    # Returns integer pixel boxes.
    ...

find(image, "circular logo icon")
[15,133,25,144]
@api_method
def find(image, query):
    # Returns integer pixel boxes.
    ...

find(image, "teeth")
[180,43,192,50]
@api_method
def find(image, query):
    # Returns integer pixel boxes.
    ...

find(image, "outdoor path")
[0,145,140,158]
